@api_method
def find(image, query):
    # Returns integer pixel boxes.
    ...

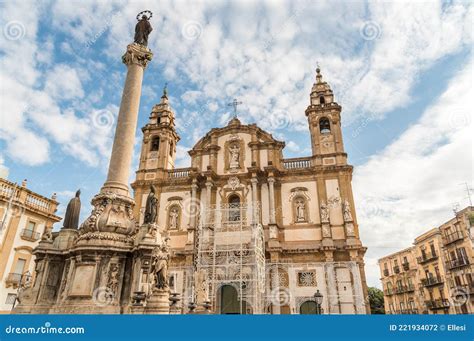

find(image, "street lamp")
[314,289,323,315]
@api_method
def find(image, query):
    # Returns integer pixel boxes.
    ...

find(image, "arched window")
[228,194,241,222]
[293,196,307,223]
[300,301,319,314]
[319,96,325,104]
[167,205,181,229]
[151,137,160,151]
[319,117,331,134]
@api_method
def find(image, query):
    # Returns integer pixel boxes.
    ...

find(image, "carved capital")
[122,43,153,68]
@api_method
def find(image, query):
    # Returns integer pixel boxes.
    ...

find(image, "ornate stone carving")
[295,198,306,222]
[327,195,341,208]
[168,207,179,229]
[150,243,170,290]
[322,223,331,238]
[343,199,353,222]
[122,43,153,68]
[228,177,240,190]
[229,144,240,170]
[79,192,136,238]
[320,201,329,223]
[107,264,120,296]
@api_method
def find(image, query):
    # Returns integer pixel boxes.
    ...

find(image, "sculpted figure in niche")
[229,144,240,169]
[169,207,179,229]
[295,198,306,222]
[343,199,353,222]
[320,202,329,223]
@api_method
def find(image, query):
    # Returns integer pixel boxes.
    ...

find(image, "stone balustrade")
[282,157,312,170]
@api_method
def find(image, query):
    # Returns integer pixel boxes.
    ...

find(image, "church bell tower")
[137,86,180,176]
[305,67,347,167]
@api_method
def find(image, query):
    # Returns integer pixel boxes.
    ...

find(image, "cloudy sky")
[0,0,472,288]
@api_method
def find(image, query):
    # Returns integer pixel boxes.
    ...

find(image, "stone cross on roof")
[227,98,243,118]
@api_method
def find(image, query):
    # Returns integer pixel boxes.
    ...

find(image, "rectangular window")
[26,221,36,231]
[14,258,26,274]
[5,293,16,305]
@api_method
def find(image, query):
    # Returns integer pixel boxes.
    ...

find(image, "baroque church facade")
[130,68,369,314]
[12,23,368,313]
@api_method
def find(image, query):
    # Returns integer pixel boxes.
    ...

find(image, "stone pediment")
[190,121,284,153]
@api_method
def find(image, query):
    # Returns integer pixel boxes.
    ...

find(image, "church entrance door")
[219,285,247,314]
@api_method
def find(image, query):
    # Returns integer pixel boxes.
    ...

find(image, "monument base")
[145,288,170,314]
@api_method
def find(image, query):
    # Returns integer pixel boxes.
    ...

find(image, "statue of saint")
[134,14,153,46]
[169,207,179,229]
[151,244,169,290]
[229,144,240,169]
[320,201,330,223]
[144,185,158,224]
[343,199,353,222]
[296,199,306,222]
[63,190,81,229]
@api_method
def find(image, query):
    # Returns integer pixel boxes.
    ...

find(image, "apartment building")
[378,206,474,314]
[0,178,61,313]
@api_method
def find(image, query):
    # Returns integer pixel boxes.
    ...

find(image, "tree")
[368,287,385,314]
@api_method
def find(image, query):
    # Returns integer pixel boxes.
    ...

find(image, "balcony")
[417,252,438,265]
[383,269,389,277]
[443,230,464,245]
[20,228,41,242]
[425,299,450,310]
[400,309,419,314]
[394,284,416,294]
[421,276,444,288]
[167,167,192,179]
[282,157,312,170]
[393,265,400,274]
[446,258,470,270]
[453,284,474,295]
[5,272,22,287]
[402,262,410,271]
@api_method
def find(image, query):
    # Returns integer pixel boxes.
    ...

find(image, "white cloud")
[45,64,85,100]
[353,61,473,287]
[0,153,9,179]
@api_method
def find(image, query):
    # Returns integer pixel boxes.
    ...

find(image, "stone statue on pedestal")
[144,185,158,224]
[63,190,81,229]
[134,12,153,46]
[151,243,170,290]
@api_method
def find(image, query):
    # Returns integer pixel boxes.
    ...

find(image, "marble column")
[102,43,153,196]
[78,43,152,244]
